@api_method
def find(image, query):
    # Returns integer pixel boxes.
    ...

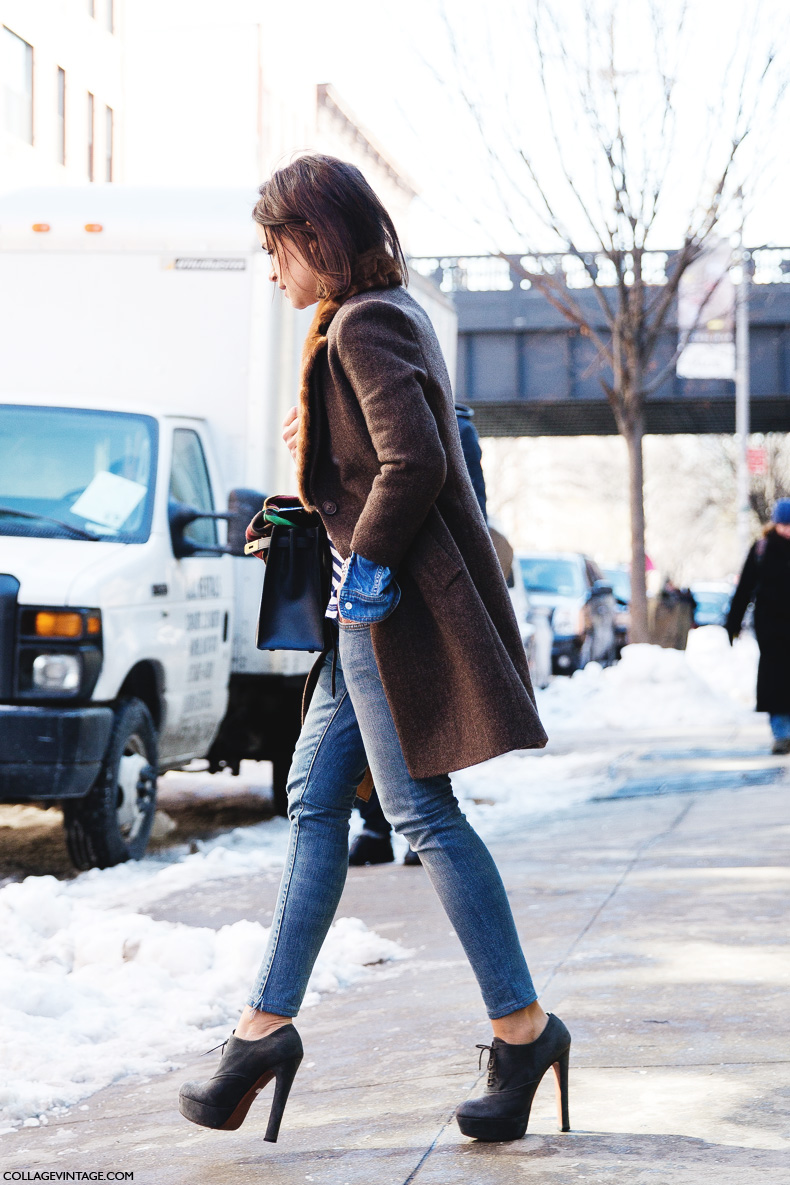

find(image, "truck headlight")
[16,607,102,699]
[32,653,81,691]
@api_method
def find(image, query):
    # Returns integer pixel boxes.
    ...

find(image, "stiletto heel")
[553,1048,570,1132]
[456,1013,571,1142]
[264,1056,301,1143]
[179,1025,303,1135]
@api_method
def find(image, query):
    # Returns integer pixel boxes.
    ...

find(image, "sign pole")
[735,191,751,561]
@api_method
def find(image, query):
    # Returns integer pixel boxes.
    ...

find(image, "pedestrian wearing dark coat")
[454,402,487,521]
[726,498,790,754]
[178,155,569,1147]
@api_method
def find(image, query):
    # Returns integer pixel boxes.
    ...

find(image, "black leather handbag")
[249,496,331,652]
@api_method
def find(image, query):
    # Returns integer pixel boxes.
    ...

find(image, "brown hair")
[252,154,407,298]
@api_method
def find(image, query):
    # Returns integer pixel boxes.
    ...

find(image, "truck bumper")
[0,705,114,802]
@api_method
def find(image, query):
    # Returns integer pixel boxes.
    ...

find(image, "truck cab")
[0,395,253,865]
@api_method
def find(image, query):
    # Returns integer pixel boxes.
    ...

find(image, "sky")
[120,0,790,258]
[277,0,790,256]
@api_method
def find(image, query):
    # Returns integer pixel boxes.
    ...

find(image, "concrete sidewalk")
[2,733,789,1183]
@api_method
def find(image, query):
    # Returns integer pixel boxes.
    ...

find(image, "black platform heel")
[178,1024,303,1141]
[456,1013,571,1142]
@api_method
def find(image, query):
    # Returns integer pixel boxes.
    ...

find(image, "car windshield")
[603,568,631,602]
[0,405,157,543]
[693,591,731,612]
[519,557,585,597]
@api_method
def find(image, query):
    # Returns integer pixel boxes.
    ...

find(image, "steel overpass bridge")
[412,250,790,436]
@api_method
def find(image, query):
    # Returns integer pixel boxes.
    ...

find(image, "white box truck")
[0,186,457,870]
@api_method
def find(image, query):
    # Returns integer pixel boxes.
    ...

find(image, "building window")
[56,67,66,165]
[2,27,34,145]
[87,92,95,180]
[107,0,114,34]
[105,105,113,181]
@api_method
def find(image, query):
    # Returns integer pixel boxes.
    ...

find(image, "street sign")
[747,446,767,474]
[676,239,735,380]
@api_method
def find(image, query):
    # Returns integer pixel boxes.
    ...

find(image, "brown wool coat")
[299,283,548,778]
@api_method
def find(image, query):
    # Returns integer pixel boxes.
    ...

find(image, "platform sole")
[179,1071,275,1132]
[455,1112,529,1142]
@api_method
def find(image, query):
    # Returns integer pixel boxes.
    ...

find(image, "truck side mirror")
[168,500,232,559]
[168,489,267,559]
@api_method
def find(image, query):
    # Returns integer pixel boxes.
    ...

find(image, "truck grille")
[0,575,20,699]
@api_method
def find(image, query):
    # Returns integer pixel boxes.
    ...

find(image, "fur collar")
[295,248,402,509]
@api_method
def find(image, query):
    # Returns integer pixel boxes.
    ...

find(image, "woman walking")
[178,155,570,1144]
[727,498,790,754]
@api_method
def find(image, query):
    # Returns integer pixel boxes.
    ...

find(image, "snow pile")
[0,873,409,1125]
[67,815,293,912]
[451,749,612,840]
[684,625,759,709]
[536,628,756,734]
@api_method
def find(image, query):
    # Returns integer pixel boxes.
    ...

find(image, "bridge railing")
[410,249,790,293]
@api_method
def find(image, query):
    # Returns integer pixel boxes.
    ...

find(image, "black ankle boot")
[348,830,394,865]
[179,1024,303,1140]
[456,1013,571,1142]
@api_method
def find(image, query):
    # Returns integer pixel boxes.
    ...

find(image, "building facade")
[1,0,417,246]
[0,0,123,191]
[121,1,417,246]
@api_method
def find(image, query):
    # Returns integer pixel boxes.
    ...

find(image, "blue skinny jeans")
[248,623,537,1020]
[770,714,790,739]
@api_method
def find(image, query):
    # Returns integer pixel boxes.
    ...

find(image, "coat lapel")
[295,248,404,512]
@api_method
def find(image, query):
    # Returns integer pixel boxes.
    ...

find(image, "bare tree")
[439,0,788,641]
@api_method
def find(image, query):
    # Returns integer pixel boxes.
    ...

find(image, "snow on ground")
[536,627,758,735]
[451,628,759,841]
[0,865,408,1127]
[0,627,760,1130]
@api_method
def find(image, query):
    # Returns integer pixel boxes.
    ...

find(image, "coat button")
[322,500,337,515]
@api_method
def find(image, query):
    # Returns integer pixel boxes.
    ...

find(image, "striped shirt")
[325,538,345,620]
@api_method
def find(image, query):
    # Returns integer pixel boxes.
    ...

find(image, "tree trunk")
[625,414,649,644]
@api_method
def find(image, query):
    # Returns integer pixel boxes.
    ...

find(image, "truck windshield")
[0,406,157,543]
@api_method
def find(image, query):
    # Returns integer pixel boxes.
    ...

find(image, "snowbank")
[0,868,408,1126]
[536,628,757,734]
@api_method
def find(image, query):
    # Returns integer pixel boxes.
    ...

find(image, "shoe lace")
[203,1038,229,1057]
[475,1043,496,1087]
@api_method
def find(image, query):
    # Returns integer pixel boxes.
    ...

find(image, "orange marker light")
[32,223,51,233]
[34,611,83,638]
[84,223,103,233]
[86,614,101,635]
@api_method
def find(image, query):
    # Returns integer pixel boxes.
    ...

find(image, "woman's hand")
[283,406,300,462]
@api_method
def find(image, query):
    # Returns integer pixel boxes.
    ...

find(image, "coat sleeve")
[725,544,759,638]
[334,299,447,570]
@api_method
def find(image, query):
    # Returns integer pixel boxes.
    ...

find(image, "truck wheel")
[63,698,158,870]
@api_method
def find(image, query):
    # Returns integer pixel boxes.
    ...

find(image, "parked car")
[507,561,553,689]
[602,565,631,654]
[690,581,734,627]
[517,552,617,674]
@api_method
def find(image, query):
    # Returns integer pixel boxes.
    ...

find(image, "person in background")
[651,578,696,650]
[726,497,790,754]
[350,403,488,867]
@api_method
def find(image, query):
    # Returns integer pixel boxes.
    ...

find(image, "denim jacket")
[338,553,400,624]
